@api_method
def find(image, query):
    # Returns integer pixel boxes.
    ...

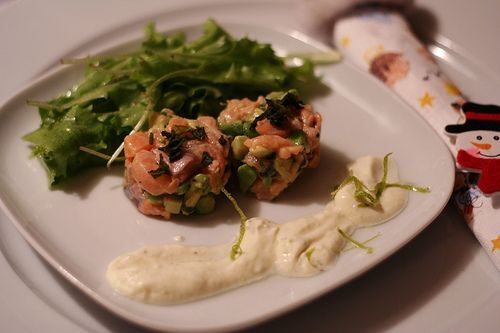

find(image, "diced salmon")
[129,150,179,196]
[138,199,171,219]
[217,93,322,200]
[277,145,304,159]
[124,132,153,161]
[244,135,292,150]
[255,118,290,137]
[168,152,199,183]
[244,135,304,159]
[123,112,231,218]
[218,96,265,124]
[197,116,223,144]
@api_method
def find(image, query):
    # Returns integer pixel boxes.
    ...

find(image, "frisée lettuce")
[23,19,318,185]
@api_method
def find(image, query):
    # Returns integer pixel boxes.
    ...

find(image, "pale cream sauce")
[106,156,408,304]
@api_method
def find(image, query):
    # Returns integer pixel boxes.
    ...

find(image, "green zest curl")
[342,232,380,252]
[337,228,374,254]
[221,188,248,260]
[305,248,315,262]
[331,153,430,208]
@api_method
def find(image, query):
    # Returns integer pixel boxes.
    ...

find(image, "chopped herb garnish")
[148,154,171,178]
[250,90,304,130]
[165,134,184,162]
[148,132,154,145]
[331,153,430,208]
[191,127,207,141]
[218,136,227,145]
[201,151,213,167]
[221,188,248,260]
[252,99,289,128]
[158,126,209,162]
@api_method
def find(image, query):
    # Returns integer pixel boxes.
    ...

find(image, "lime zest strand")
[386,183,430,193]
[305,248,315,262]
[343,232,381,252]
[305,247,324,269]
[338,228,373,254]
[373,152,390,200]
[221,188,248,260]
[331,153,430,208]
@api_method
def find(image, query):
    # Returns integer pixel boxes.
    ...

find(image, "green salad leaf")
[23,19,318,185]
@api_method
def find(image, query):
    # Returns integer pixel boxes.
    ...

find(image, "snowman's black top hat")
[445,102,500,133]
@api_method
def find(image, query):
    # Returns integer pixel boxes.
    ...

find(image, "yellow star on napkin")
[445,81,461,96]
[419,92,435,107]
[341,36,351,48]
[492,235,500,252]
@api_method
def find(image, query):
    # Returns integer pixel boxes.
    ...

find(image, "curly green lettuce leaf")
[24,19,318,186]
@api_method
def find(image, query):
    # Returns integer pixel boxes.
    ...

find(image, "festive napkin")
[298,1,500,269]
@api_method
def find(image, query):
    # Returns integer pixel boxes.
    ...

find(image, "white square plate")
[0,21,454,332]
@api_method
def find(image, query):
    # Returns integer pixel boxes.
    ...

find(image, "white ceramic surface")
[0,1,499,333]
[0,18,455,333]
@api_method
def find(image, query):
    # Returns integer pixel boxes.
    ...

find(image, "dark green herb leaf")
[148,154,171,178]
[251,90,302,129]
[201,151,213,167]
[167,135,184,162]
[218,136,227,145]
[191,127,207,141]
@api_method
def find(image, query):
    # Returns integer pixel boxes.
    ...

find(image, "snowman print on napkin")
[445,102,500,196]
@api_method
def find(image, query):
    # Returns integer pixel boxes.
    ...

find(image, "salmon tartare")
[124,109,231,218]
[217,90,321,200]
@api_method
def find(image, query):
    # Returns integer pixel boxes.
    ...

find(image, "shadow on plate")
[274,144,350,207]
[56,164,124,199]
